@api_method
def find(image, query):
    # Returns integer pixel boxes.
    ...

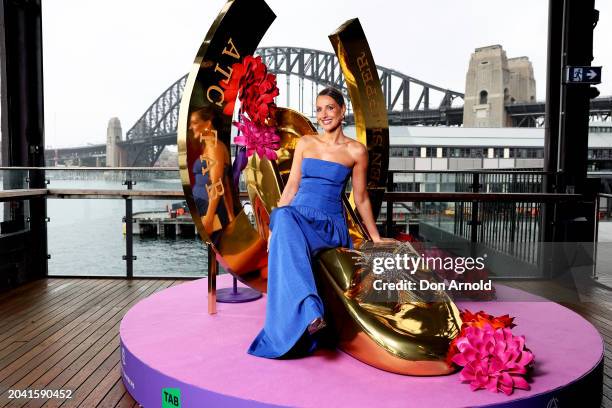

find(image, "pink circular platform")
[120,275,604,407]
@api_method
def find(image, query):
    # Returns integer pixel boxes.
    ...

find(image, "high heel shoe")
[313,247,462,376]
[307,317,327,335]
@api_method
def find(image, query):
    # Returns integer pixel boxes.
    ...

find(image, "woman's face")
[316,95,345,132]
[189,113,215,141]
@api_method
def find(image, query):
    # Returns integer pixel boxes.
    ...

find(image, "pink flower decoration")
[233,114,280,161]
[451,324,534,395]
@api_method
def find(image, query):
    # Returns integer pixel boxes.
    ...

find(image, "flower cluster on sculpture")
[449,309,535,395]
[220,55,280,171]
[234,116,280,161]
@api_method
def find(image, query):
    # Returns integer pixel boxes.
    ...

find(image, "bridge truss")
[109,46,612,166]
[123,46,464,166]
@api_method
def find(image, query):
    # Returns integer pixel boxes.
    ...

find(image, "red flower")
[460,310,516,330]
[220,55,278,124]
[220,62,246,116]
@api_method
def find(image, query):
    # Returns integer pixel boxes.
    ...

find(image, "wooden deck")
[0,278,182,408]
[0,276,609,407]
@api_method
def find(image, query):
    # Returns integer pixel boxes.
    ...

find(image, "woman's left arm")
[351,144,383,243]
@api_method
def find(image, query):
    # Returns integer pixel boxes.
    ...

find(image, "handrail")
[0,166,548,174]
[0,189,252,200]
[48,189,185,200]
[0,166,179,171]
[0,188,583,203]
[387,169,550,175]
[382,192,582,202]
[0,189,47,201]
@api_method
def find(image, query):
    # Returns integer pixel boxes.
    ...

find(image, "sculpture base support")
[120,275,603,407]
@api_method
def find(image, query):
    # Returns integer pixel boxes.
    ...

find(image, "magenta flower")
[233,114,280,161]
[451,324,534,395]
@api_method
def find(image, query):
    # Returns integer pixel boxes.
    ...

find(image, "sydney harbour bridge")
[46,46,612,167]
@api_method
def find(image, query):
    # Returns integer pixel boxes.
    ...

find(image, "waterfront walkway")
[0,277,609,407]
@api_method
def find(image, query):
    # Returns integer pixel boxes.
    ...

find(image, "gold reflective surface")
[315,247,462,376]
[329,19,390,219]
[178,0,275,292]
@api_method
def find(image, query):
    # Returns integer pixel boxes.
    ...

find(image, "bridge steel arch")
[124,75,187,166]
[123,46,464,166]
[255,46,464,114]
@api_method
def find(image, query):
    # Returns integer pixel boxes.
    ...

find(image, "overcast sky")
[41,0,612,148]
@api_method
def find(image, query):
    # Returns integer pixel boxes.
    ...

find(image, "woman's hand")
[267,231,272,252]
[372,236,396,243]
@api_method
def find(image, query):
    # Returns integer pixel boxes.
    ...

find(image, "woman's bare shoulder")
[347,139,367,158]
[299,133,318,143]
[296,134,320,151]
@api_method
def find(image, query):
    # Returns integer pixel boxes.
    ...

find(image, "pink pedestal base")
[120,275,604,407]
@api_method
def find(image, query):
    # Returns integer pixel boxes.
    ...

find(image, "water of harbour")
[46,178,210,277]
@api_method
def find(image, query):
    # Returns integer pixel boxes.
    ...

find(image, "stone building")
[106,117,125,167]
[463,45,536,127]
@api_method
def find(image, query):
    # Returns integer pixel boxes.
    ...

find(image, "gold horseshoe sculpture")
[179,0,461,376]
[178,0,275,292]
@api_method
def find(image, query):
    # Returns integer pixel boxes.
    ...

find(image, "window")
[390,147,404,157]
[479,90,488,104]
[509,148,543,159]
[470,148,485,158]
[390,147,419,157]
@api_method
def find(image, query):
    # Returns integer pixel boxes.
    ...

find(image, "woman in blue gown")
[248,87,387,358]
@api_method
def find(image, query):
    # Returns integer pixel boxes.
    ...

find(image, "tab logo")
[162,388,181,408]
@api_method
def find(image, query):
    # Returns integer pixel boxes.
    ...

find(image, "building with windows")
[338,122,612,172]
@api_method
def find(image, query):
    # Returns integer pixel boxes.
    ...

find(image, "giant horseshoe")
[178,0,389,289]
[179,0,461,376]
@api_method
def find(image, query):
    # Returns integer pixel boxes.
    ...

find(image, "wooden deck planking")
[0,277,608,407]
[0,280,117,348]
[0,278,180,408]
[0,279,136,367]
[7,281,170,408]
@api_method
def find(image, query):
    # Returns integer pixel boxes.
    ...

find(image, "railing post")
[207,242,217,314]
[438,172,443,227]
[386,170,394,237]
[592,195,600,280]
[123,178,135,279]
[510,173,517,253]
[470,173,480,243]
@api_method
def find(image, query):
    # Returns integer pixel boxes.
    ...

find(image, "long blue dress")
[248,157,354,358]
[192,158,231,225]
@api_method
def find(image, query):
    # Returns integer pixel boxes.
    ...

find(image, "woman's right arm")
[276,136,308,207]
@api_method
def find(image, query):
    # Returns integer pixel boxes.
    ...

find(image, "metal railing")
[385,169,550,265]
[593,193,612,284]
[0,167,591,280]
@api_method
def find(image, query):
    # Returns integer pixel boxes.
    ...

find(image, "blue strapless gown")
[248,157,354,358]
[192,158,230,225]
